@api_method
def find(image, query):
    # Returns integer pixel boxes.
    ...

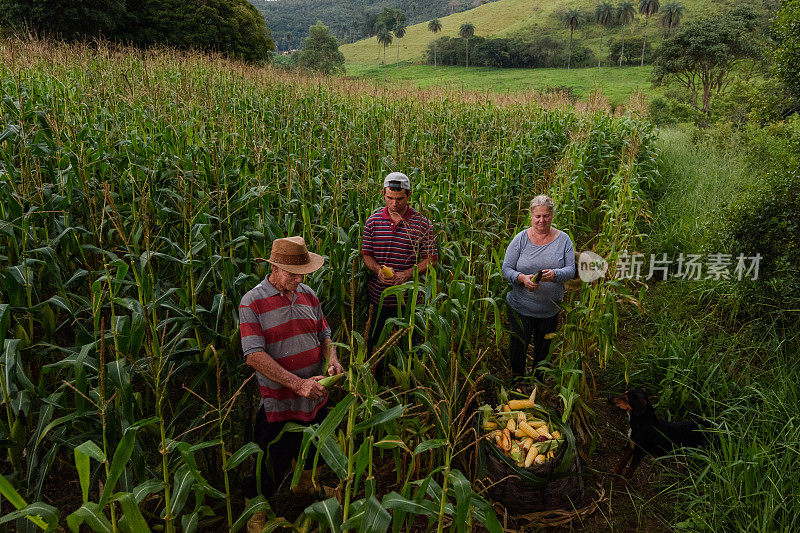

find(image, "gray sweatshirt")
[502,229,576,318]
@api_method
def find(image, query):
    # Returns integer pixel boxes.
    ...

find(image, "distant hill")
[340,0,768,65]
[251,0,500,51]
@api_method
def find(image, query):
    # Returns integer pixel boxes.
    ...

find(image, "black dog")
[610,388,712,479]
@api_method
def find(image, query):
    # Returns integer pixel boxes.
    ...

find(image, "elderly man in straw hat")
[239,236,343,516]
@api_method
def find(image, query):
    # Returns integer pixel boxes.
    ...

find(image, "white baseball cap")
[383,172,411,190]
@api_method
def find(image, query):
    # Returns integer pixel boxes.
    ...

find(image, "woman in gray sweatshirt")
[501,195,576,379]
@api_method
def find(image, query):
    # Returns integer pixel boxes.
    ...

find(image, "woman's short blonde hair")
[529,195,555,215]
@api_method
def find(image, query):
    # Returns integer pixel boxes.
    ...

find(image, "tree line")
[0,0,275,62]
[253,0,498,51]
[421,0,683,69]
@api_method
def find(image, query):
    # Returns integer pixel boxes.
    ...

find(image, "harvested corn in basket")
[478,386,583,513]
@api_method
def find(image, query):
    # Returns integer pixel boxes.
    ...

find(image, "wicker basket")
[480,410,584,514]
[484,443,583,514]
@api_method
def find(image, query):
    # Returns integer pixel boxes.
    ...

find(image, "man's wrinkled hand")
[377,266,394,284]
[392,269,412,285]
[294,376,327,400]
[328,359,344,376]
[327,346,344,375]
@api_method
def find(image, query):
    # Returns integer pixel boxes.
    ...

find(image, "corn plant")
[0,38,658,530]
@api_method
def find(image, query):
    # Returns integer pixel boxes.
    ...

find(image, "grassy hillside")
[341,0,533,63]
[341,0,765,65]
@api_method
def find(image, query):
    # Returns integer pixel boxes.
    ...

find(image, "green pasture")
[346,62,658,106]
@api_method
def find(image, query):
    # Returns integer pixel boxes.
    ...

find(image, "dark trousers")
[368,304,400,385]
[242,405,327,499]
[506,305,559,378]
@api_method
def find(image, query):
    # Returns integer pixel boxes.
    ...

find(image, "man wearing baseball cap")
[239,236,343,523]
[362,172,438,384]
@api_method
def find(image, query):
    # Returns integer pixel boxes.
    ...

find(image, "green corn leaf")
[353,439,372,491]
[98,422,146,508]
[374,437,411,453]
[181,509,199,533]
[131,479,164,504]
[447,469,471,533]
[361,495,391,533]
[115,492,151,533]
[67,502,113,533]
[353,404,406,433]
[292,394,354,489]
[304,497,342,533]
[381,491,438,515]
[36,411,99,447]
[166,464,194,518]
[0,304,9,347]
[413,439,447,456]
[0,472,28,509]
[318,434,348,480]
[225,442,263,471]
[0,501,59,532]
[469,494,502,533]
[74,440,104,503]
[231,494,271,532]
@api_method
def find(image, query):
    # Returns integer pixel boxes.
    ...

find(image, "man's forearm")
[405,256,436,276]
[246,351,306,391]
[362,253,380,275]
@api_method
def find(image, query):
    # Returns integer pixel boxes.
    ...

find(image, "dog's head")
[610,388,651,417]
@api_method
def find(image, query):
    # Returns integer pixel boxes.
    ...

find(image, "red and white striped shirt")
[239,279,330,422]
[362,206,438,306]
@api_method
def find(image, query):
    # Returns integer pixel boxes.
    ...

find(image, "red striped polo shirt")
[362,206,438,307]
[239,279,330,422]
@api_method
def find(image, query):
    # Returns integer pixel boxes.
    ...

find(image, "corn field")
[0,39,658,531]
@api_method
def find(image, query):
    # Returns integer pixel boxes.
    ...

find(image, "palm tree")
[428,18,443,68]
[374,23,385,68]
[595,2,614,69]
[638,0,660,66]
[660,1,684,35]
[394,25,406,68]
[562,9,581,70]
[377,27,393,68]
[459,22,475,68]
[617,1,636,66]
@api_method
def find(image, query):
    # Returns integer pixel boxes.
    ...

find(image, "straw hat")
[265,236,324,275]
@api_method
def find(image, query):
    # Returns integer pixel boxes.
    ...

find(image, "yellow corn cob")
[518,420,541,439]
[508,399,535,410]
[524,445,539,467]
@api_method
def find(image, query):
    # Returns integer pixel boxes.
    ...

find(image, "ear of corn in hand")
[319,373,346,388]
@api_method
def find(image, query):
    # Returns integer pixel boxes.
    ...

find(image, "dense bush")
[771,0,800,108]
[710,116,800,325]
[426,35,596,69]
[714,77,790,127]
[293,21,345,74]
[606,36,653,65]
[0,0,275,62]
